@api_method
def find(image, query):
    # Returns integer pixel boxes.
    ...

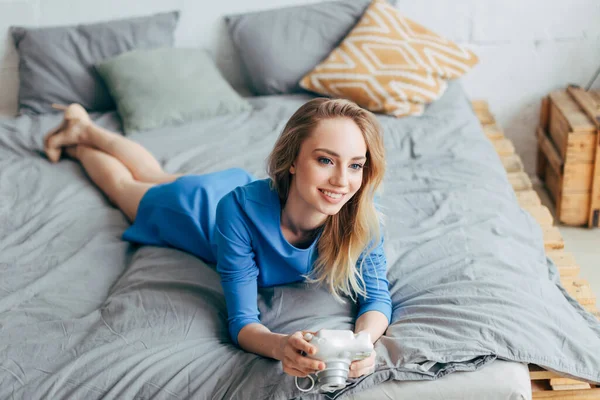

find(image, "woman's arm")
[356,235,392,328]
[215,193,323,377]
[237,323,285,360]
[215,193,262,345]
[349,236,392,378]
[354,310,389,343]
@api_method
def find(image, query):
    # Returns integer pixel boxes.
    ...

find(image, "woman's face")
[289,117,367,218]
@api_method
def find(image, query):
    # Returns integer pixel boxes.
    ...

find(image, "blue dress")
[123,168,392,345]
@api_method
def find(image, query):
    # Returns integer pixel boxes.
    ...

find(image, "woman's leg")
[65,145,152,222]
[45,104,182,184]
[83,124,183,184]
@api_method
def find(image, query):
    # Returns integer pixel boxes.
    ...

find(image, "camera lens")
[316,360,350,392]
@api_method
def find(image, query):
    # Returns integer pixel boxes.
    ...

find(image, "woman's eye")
[350,163,364,170]
[318,157,333,165]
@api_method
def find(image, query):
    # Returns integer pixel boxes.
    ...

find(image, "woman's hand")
[348,349,376,378]
[278,331,325,377]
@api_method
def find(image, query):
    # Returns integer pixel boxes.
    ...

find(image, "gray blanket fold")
[0,81,598,400]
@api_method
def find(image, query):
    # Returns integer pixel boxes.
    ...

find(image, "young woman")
[44,98,392,380]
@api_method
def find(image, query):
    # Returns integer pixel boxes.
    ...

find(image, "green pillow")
[96,47,252,134]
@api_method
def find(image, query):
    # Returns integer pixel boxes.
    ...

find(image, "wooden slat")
[533,388,600,399]
[475,109,495,125]
[584,304,598,315]
[540,95,550,132]
[523,204,554,226]
[552,378,593,387]
[563,132,596,164]
[516,190,542,207]
[493,137,516,156]
[483,123,505,140]
[566,279,597,306]
[537,126,564,173]
[537,96,550,181]
[562,162,595,192]
[543,226,564,250]
[549,90,596,133]
[567,86,600,127]
[589,90,600,105]
[544,159,561,203]
[537,142,549,182]
[502,154,524,173]
[584,305,597,314]
[508,172,533,191]
[561,276,576,287]
[471,99,489,112]
[546,250,581,277]
[563,131,596,163]
[530,365,563,380]
[560,192,591,227]
[551,384,593,391]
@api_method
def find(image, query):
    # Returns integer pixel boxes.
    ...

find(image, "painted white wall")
[1,0,599,174]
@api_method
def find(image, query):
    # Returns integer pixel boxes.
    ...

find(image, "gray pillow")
[95,47,253,134]
[10,11,179,115]
[225,0,395,96]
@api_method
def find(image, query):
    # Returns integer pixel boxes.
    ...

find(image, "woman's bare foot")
[44,103,91,163]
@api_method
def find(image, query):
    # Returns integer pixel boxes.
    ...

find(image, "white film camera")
[296,329,373,393]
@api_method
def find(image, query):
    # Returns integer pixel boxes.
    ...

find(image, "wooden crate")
[536,87,600,227]
[472,99,600,399]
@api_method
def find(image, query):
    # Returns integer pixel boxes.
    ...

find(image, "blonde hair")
[267,98,386,301]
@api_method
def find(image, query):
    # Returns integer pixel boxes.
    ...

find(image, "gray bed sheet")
[0,81,598,400]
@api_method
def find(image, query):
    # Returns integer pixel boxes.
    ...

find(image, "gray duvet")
[0,81,598,400]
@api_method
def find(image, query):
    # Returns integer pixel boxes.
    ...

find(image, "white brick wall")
[472,1,600,42]
[1,0,599,174]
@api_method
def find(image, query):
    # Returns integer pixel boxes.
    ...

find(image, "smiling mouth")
[319,189,345,199]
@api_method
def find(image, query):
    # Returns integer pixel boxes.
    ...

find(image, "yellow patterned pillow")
[299,0,479,117]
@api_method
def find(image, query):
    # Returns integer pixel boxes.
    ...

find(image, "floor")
[534,182,600,309]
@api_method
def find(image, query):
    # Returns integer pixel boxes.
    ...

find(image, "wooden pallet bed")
[471,100,600,399]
